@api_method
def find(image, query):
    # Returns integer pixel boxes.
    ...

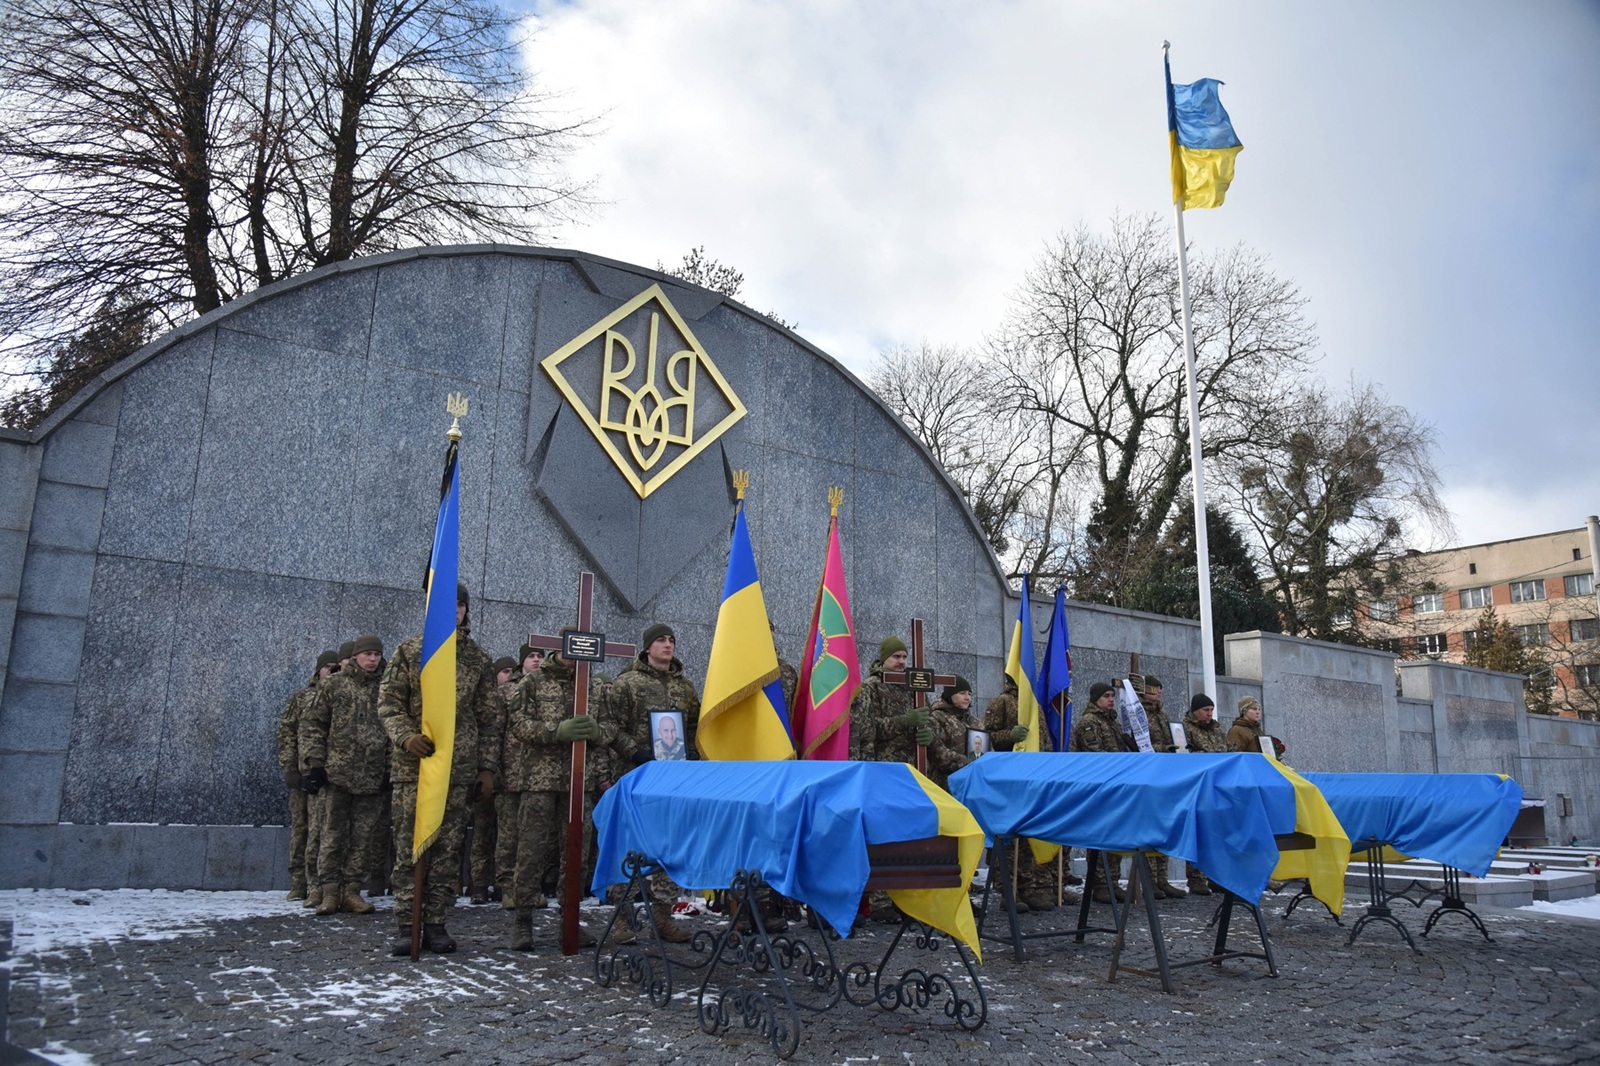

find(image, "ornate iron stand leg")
[594,851,674,1007]
[843,914,987,1031]
[1422,866,1492,943]
[1108,853,1173,993]
[1347,841,1420,954]
[696,869,804,1059]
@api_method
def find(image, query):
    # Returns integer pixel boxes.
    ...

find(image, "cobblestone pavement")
[6,890,1600,1065]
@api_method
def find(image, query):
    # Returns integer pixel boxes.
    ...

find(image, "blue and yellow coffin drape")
[591,760,984,955]
[950,752,1348,910]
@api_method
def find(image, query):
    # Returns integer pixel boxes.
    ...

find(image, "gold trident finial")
[446,392,470,441]
[732,469,750,502]
[827,485,843,517]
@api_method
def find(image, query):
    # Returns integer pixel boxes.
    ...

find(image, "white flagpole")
[1172,202,1218,702]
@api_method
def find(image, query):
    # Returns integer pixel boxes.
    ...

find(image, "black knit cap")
[519,644,542,664]
[338,640,355,660]
[351,633,382,656]
[1089,681,1114,702]
[456,581,469,606]
[940,675,972,702]
[1189,693,1215,712]
[493,656,516,674]
[641,623,675,649]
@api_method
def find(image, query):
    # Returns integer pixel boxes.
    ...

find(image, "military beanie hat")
[877,635,907,661]
[940,675,972,702]
[351,633,382,655]
[1089,681,1114,702]
[493,656,517,673]
[1189,693,1216,712]
[338,640,356,660]
[1239,696,1261,713]
[315,650,340,671]
[519,643,540,663]
[641,622,675,649]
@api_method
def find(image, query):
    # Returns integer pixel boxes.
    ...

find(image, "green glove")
[915,724,935,747]
[555,715,600,743]
[1009,724,1029,744]
[902,706,930,729]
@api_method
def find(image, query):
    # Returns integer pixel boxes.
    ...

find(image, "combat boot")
[651,902,690,943]
[287,874,307,901]
[341,883,375,914]
[1187,874,1213,897]
[1156,880,1187,899]
[315,883,342,916]
[391,923,414,956]
[304,884,322,909]
[423,923,457,954]
[1093,883,1128,904]
[1019,890,1058,912]
[511,909,534,951]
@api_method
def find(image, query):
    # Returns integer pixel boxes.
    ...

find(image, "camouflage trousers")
[305,787,328,886]
[996,840,1063,903]
[512,790,595,909]
[391,783,470,925]
[317,786,386,887]
[494,791,522,901]
[287,787,308,879]
[468,792,497,894]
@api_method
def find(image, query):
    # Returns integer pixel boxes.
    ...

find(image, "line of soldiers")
[280,601,1279,954]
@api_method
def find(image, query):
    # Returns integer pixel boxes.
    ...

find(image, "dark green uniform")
[300,663,388,894]
[277,680,318,896]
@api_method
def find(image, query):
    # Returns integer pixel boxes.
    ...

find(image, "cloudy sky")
[516,0,1599,550]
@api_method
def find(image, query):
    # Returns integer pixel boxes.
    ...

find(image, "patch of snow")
[0,889,293,953]
[34,1041,98,1066]
[1520,895,1600,921]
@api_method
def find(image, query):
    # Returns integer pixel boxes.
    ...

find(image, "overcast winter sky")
[515,0,1599,550]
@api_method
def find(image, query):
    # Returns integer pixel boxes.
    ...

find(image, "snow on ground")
[1520,894,1600,921]
[0,889,300,954]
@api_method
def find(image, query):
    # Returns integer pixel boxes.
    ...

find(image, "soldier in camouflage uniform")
[505,641,617,950]
[924,677,977,791]
[495,644,545,908]
[849,636,921,764]
[981,674,1071,911]
[464,656,518,905]
[299,634,389,916]
[1131,673,1183,898]
[278,650,338,900]
[377,584,503,955]
[609,623,700,943]
[1071,681,1133,903]
[1180,693,1228,895]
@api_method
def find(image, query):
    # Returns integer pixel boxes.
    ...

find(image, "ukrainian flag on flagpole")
[1166,50,1242,210]
[414,439,460,861]
[1005,576,1044,754]
[699,489,795,761]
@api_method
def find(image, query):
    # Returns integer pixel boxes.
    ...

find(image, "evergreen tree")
[1463,606,1554,715]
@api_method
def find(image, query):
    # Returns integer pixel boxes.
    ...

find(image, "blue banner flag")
[1037,586,1072,750]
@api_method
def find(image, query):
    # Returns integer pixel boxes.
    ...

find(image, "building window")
[1460,586,1492,610]
[1469,562,1477,575]
[1412,592,1444,614]
[1565,573,1594,597]
[1462,629,1478,651]
[1577,664,1600,688]
[1570,617,1599,642]
[1373,638,1404,655]
[1510,580,1546,603]
[1415,633,1448,656]
[1514,623,1551,647]
[1368,599,1398,622]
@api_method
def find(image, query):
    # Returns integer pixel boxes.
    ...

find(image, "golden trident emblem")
[540,284,747,499]
[446,392,469,441]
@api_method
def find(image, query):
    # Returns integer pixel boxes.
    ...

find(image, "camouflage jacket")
[1070,702,1133,754]
[507,658,618,793]
[377,628,503,786]
[1227,713,1265,753]
[778,658,799,717]
[982,688,1058,752]
[848,663,913,762]
[1182,711,1231,754]
[1145,705,1178,753]
[276,680,319,772]
[495,678,524,791]
[299,664,387,794]
[610,655,701,766]
[925,697,974,790]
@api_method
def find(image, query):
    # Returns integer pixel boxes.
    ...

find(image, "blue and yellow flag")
[413,440,460,861]
[1166,53,1242,210]
[1037,585,1072,751]
[699,499,795,761]
[1005,576,1044,754]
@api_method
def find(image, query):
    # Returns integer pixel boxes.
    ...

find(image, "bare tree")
[1225,379,1452,642]
[990,213,1318,603]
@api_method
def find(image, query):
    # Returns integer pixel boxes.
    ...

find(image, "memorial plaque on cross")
[525,571,636,956]
[880,618,956,776]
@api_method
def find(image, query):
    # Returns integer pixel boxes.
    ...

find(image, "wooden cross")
[525,571,636,956]
[879,618,956,776]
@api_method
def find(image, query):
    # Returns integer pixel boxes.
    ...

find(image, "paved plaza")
[4,887,1599,1066]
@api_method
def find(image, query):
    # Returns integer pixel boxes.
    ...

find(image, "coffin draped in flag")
[1037,586,1072,751]
[1166,53,1242,210]
[698,502,794,761]
[414,440,460,860]
[792,499,859,760]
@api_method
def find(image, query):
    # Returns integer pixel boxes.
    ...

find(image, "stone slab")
[0,680,76,752]
[370,254,511,386]
[24,482,105,554]
[202,826,281,890]
[0,825,55,888]
[17,546,96,619]
[223,267,378,358]
[6,613,86,685]
[38,419,117,490]
[0,440,42,531]
[73,381,123,427]
[127,824,209,890]
[49,824,133,889]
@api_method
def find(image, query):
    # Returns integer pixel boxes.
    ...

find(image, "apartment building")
[1358,525,1600,718]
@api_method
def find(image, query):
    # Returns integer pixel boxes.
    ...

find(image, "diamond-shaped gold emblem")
[540,284,747,499]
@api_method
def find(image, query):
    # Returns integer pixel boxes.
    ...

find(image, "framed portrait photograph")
[650,709,687,761]
[966,728,989,757]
